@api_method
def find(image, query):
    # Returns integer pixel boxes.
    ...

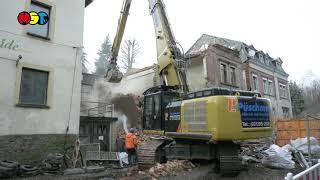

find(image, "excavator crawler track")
[217,142,242,176]
[137,140,164,169]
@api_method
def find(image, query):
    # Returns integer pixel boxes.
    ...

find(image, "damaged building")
[80,73,144,152]
[186,34,292,119]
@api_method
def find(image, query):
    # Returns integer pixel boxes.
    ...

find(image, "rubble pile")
[240,139,270,164]
[290,137,320,155]
[261,144,295,169]
[41,153,63,175]
[240,137,320,170]
[148,160,196,177]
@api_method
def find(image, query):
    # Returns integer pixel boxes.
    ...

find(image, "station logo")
[227,97,237,112]
[17,11,49,25]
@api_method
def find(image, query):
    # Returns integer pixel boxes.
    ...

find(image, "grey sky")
[83,0,320,83]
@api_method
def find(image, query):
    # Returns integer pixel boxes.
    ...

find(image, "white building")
[0,0,92,162]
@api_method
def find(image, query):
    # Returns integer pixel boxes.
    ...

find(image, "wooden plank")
[276,119,320,146]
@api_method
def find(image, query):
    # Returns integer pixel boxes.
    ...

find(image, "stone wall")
[0,134,77,165]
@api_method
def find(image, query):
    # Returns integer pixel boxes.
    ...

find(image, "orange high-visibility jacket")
[125,133,138,149]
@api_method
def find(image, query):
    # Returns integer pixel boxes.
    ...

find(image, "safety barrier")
[285,159,320,180]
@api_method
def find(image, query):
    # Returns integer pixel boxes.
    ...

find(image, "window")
[279,83,288,98]
[262,77,274,95]
[268,80,273,95]
[265,59,270,66]
[28,1,50,38]
[230,67,236,85]
[259,54,264,63]
[220,63,228,83]
[263,78,268,94]
[19,68,49,106]
[252,74,258,91]
[282,107,290,118]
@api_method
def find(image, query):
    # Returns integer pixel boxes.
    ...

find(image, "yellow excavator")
[106,0,273,174]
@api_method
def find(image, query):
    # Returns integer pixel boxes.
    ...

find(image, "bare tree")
[119,39,141,72]
[301,79,320,116]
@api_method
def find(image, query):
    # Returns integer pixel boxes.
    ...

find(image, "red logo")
[227,98,236,112]
[17,11,31,25]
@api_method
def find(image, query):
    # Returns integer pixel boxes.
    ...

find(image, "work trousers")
[126,148,137,165]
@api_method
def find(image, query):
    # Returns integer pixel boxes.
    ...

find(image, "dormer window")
[248,49,255,57]
[265,59,270,65]
[259,54,264,63]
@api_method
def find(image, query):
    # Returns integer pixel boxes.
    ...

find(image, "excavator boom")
[105,0,132,83]
[148,0,189,93]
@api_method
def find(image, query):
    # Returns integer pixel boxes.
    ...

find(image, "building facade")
[186,34,293,119]
[0,0,91,162]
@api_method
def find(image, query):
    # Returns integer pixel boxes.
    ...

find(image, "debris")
[262,144,295,169]
[241,155,262,163]
[119,152,129,166]
[290,137,320,155]
[84,166,105,173]
[292,151,309,169]
[239,139,270,164]
[63,168,85,175]
[148,160,195,177]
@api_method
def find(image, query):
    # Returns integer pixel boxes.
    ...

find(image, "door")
[143,93,163,130]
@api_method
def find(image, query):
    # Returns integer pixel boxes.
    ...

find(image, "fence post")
[306,116,312,165]
[285,172,293,180]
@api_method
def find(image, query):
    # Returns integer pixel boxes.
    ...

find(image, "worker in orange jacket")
[125,128,138,165]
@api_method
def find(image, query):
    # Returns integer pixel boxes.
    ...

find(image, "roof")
[186,34,244,56]
[124,64,157,76]
[186,34,288,76]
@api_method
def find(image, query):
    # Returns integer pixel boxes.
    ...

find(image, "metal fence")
[81,102,114,117]
[285,159,320,180]
[80,143,122,166]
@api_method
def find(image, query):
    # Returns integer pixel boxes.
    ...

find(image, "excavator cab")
[142,88,179,132]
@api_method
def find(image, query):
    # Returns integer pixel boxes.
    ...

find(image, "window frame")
[268,79,273,95]
[282,107,290,118]
[230,66,237,86]
[19,67,49,106]
[15,63,54,109]
[252,73,258,91]
[220,63,228,84]
[279,83,288,99]
[26,0,53,40]
[262,77,268,94]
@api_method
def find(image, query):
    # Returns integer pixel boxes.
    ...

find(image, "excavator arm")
[148,0,189,93]
[105,0,132,83]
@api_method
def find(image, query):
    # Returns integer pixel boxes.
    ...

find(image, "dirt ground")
[119,162,304,180]
[10,162,304,180]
